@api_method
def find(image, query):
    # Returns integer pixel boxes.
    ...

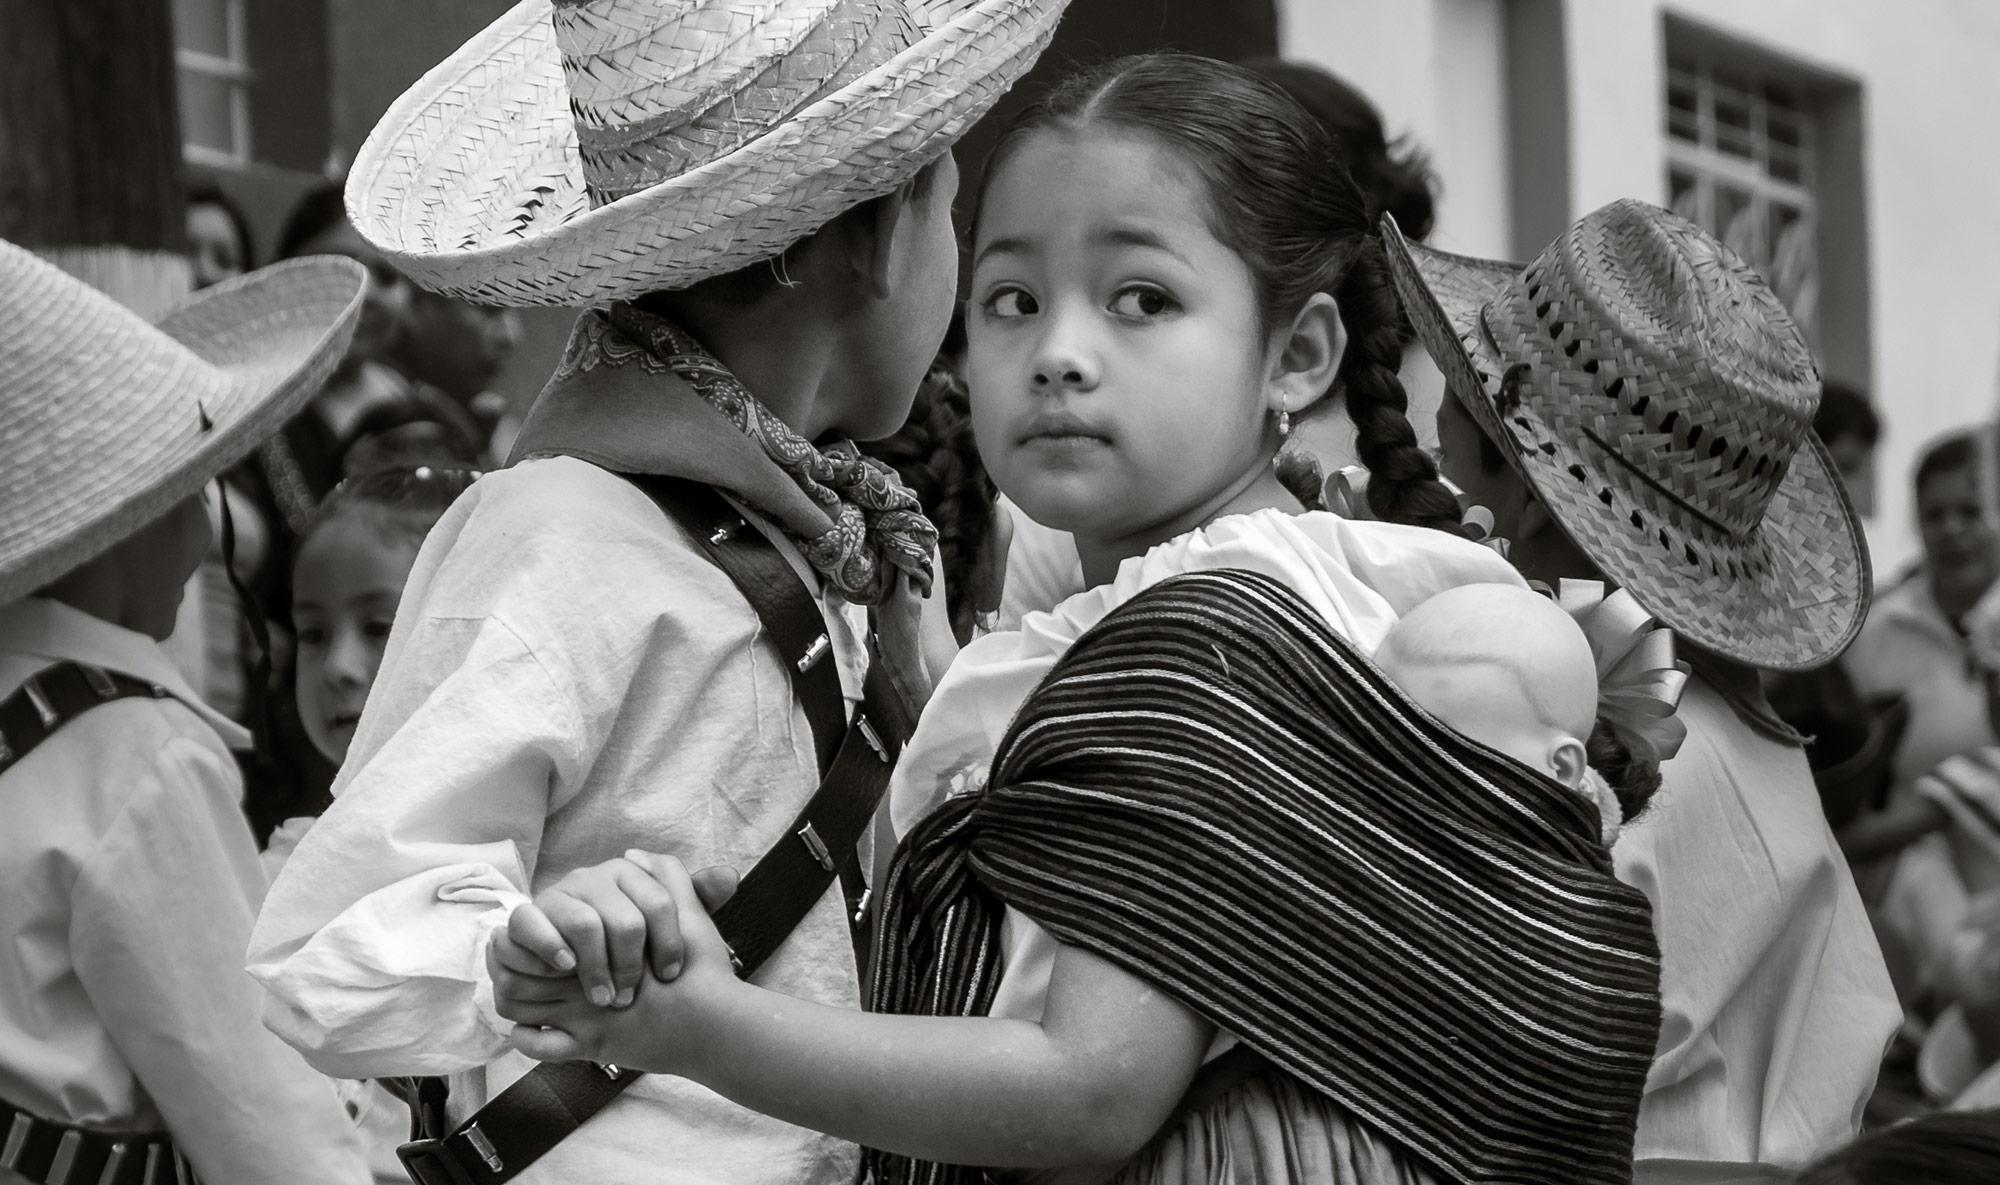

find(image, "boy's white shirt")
[249,455,870,1185]
[0,597,370,1185]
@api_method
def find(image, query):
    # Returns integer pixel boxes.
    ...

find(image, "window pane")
[178,69,237,156]
[172,0,231,59]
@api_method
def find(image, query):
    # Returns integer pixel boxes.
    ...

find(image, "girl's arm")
[496,860,1213,1168]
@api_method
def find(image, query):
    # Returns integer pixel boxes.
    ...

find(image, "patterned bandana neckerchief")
[564,301,936,606]
[866,569,1662,1185]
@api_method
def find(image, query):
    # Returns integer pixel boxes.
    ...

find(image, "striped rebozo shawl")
[866,568,1662,1185]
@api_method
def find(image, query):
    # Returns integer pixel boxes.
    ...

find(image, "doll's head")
[1375,583,1597,790]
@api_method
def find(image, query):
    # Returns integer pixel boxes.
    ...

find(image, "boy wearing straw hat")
[0,242,371,1185]
[1384,199,1899,1184]
[247,2,1066,1183]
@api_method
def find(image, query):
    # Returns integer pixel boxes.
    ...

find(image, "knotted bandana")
[554,302,937,605]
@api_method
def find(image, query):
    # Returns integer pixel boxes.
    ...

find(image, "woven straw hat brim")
[0,251,366,606]
[348,0,1066,307]
[1382,215,1868,672]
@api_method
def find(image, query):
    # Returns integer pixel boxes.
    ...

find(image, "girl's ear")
[1266,292,1347,419]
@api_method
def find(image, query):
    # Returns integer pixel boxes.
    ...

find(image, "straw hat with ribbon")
[0,240,366,606]
[1382,199,1869,672]
[347,0,1068,307]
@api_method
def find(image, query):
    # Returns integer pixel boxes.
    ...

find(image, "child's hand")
[497,853,739,1071]
[497,853,738,1008]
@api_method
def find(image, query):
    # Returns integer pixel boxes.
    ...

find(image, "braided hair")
[860,362,996,642]
[974,54,1461,532]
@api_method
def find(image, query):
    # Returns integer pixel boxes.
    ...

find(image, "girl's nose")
[1031,313,1098,391]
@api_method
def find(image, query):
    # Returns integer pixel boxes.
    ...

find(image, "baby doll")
[1374,582,1625,842]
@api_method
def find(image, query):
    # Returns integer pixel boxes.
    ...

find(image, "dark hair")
[1587,716,1661,821]
[1814,381,1880,449]
[299,466,481,560]
[276,180,349,261]
[340,400,486,478]
[187,182,258,271]
[858,361,996,642]
[1238,57,1438,244]
[976,54,1460,532]
[1915,431,1980,500]
[1795,1109,2000,1185]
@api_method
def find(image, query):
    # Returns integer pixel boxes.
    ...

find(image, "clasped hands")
[486,851,739,1067]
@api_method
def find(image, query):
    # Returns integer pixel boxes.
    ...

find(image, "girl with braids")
[492,55,1667,1185]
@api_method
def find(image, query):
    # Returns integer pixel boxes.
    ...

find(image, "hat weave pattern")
[1384,200,1868,671]
[349,0,1065,305]
[0,243,365,605]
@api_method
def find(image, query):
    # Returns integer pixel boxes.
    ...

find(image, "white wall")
[1282,0,2000,581]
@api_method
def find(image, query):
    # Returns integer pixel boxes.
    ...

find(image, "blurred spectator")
[1844,431,2000,1001]
[1817,381,1883,517]
[1792,1108,2000,1184]
[186,183,255,291]
[386,291,524,464]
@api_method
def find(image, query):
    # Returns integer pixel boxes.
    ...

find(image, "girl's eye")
[365,619,395,642]
[297,626,328,647]
[981,286,1038,318]
[1109,285,1176,318]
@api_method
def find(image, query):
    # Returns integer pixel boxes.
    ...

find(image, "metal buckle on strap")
[45,1129,82,1185]
[796,634,830,673]
[707,519,740,547]
[22,677,58,728]
[1,1112,34,1171]
[797,822,837,873]
[397,1137,477,1185]
[857,717,889,763]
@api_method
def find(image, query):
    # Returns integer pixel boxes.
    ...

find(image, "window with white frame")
[172,0,252,166]
[1665,50,1819,340]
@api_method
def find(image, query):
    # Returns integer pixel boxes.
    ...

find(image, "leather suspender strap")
[396,475,905,1185]
[0,663,171,778]
[0,1097,196,1185]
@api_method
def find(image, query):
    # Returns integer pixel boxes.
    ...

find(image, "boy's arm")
[499,858,1213,1169]
[75,728,371,1185]
[247,611,586,1078]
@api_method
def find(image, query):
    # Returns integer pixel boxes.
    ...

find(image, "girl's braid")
[1338,238,1460,532]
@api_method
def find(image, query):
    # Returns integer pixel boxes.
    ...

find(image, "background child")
[263,466,481,863]
[493,54,1661,1185]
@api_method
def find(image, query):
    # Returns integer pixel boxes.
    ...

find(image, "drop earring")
[1275,407,1291,438]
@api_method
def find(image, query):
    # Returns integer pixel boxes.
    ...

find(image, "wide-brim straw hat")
[0,241,366,606]
[347,0,1068,307]
[1382,199,1868,671]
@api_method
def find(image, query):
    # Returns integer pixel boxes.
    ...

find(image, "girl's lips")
[1018,410,1109,446]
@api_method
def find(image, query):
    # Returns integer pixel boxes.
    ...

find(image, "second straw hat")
[1382,200,1868,671]
[347,0,1068,307]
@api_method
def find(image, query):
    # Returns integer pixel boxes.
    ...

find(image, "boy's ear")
[843,183,916,301]
[1266,292,1347,419]
[1549,735,1590,790]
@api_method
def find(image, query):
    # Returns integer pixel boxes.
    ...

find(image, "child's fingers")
[625,851,733,972]
[612,859,686,982]
[509,1023,591,1064]
[689,864,740,912]
[504,904,578,974]
[541,894,617,1007]
[493,966,588,1009]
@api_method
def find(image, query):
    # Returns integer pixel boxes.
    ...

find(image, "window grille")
[173,0,252,167]
[1664,50,1818,339]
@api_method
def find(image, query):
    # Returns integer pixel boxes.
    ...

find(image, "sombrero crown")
[0,242,365,606]
[348,0,1067,306]
[1385,199,1867,671]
